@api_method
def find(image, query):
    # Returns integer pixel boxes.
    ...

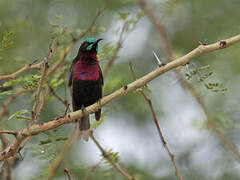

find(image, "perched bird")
[68,38,103,141]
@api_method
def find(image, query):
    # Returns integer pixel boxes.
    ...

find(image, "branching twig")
[0,87,26,120]
[0,7,104,82]
[0,62,42,81]
[0,127,12,180]
[46,7,104,78]
[0,131,17,137]
[139,0,240,161]
[48,85,69,109]
[31,40,57,121]
[89,131,134,180]
[129,62,183,180]
[45,9,104,178]
[47,125,77,180]
[0,33,239,161]
[84,162,101,180]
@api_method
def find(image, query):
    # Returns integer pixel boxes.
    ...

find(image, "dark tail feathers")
[78,115,90,141]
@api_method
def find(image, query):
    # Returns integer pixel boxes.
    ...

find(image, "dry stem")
[89,131,134,180]
[0,33,239,162]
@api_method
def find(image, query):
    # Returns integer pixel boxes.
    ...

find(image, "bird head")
[78,37,103,55]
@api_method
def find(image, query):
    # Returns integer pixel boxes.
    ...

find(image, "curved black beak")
[92,38,103,50]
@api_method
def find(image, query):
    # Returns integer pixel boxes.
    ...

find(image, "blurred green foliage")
[0,0,240,180]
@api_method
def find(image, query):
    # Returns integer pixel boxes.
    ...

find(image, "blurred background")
[0,0,240,179]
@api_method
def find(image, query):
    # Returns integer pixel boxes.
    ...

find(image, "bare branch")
[48,85,69,109]
[89,131,134,180]
[47,125,77,180]
[84,162,101,180]
[0,33,239,162]
[45,8,104,78]
[0,8,104,82]
[0,62,42,81]
[139,0,173,60]
[0,87,27,120]
[0,131,17,137]
[129,62,183,180]
[139,0,240,161]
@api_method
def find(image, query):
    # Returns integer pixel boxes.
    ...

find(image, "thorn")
[152,51,164,67]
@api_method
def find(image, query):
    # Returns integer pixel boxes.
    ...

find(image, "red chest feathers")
[73,61,99,81]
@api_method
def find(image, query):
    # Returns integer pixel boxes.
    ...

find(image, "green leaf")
[102,149,119,166]
[0,90,13,99]
[39,139,52,145]
[8,109,29,120]
[117,12,130,20]
[55,137,68,141]
[1,30,15,50]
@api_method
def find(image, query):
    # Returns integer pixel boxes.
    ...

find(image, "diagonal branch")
[139,0,173,60]
[139,0,240,161]
[129,62,183,180]
[0,33,239,162]
[0,87,27,120]
[0,62,42,81]
[89,131,134,180]
[0,8,104,82]
[47,125,77,180]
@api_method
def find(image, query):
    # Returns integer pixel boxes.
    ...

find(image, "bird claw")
[81,105,87,117]
[97,99,101,108]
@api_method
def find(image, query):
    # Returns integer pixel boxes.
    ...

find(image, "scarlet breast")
[73,61,99,81]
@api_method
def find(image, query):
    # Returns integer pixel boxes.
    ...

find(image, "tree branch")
[139,0,240,161]
[89,131,134,180]
[0,87,26,120]
[0,33,239,162]
[129,62,183,180]
[83,162,101,180]
[0,62,42,81]
[47,125,77,180]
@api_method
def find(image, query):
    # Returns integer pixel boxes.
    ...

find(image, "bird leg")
[81,105,87,118]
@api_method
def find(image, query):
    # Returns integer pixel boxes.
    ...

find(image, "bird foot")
[81,105,87,117]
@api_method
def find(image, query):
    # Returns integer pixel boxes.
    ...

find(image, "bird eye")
[85,42,91,48]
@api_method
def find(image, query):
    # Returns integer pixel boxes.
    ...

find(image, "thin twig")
[47,125,77,180]
[64,168,72,180]
[0,62,42,81]
[37,87,49,116]
[84,162,101,180]
[89,131,134,180]
[48,84,69,109]
[46,10,104,179]
[0,127,12,180]
[139,0,240,161]
[139,0,173,60]
[103,23,126,77]
[0,131,17,137]
[0,33,239,162]
[0,87,26,120]
[31,40,58,121]
[129,62,183,180]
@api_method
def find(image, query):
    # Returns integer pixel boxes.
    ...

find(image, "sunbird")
[68,38,103,141]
